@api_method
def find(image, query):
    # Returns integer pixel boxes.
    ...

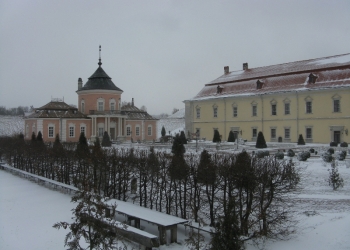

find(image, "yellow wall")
[186,88,350,143]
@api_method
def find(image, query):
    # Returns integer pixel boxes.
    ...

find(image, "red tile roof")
[192,53,350,100]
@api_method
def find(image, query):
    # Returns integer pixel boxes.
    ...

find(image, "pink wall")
[78,92,121,114]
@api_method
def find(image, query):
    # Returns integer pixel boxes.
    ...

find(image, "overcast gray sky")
[1,0,350,115]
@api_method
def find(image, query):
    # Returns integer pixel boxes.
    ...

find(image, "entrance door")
[110,128,115,140]
[334,131,341,144]
[233,131,239,141]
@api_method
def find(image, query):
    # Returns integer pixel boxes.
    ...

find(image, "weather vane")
[98,45,102,67]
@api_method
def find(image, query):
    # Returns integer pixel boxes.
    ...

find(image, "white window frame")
[109,98,116,111]
[284,103,290,115]
[97,98,105,111]
[270,99,277,116]
[48,124,55,138]
[232,103,238,117]
[284,128,290,139]
[196,105,201,119]
[135,126,140,136]
[81,100,85,113]
[147,125,152,136]
[69,124,75,138]
[332,94,341,113]
[126,126,131,136]
[271,127,276,140]
[252,128,257,138]
[305,96,313,114]
[80,124,86,136]
[306,127,312,139]
[26,124,29,138]
[213,104,218,118]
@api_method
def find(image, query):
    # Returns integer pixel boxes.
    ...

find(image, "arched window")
[109,98,116,111]
[97,98,105,111]
[81,99,85,113]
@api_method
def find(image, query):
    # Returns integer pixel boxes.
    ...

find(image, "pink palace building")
[25,51,158,143]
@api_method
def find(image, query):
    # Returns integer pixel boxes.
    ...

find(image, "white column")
[108,117,110,135]
[94,117,97,136]
[105,117,107,132]
[118,117,121,136]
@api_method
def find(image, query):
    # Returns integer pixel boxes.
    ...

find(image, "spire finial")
[98,45,102,67]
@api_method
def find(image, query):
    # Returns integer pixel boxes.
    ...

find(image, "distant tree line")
[0,134,300,247]
[0,106,31,116]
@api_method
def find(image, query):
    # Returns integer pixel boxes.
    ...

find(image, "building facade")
[25,54,157,143]
[184,54,350,144]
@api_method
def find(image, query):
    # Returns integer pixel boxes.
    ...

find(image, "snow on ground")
[0,116,24,137]
[1,150,350,249]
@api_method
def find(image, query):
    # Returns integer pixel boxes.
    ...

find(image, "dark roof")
[80,63,123,91]
[191,53,350,100]
[121,104,158,120]
[27,101,88,119]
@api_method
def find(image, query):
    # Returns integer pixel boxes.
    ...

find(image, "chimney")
[132,98,134,107]
[224,66,229,74]
[243,63,248,70]
[78,78,83,90]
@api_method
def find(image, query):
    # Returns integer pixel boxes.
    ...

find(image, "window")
[271,128,276,139]
[98,128,104,137]
[213,105,218,118]
[233,107,238,117]
[148,125,152,136]
[26,125,29,138]
[306,128,312,139]
[69,126,75,138]
[285,128,290,139]
[252,128,257,138]
[81,101,85,113]
[271,104,277,115]
[98,101,104,111]
[110,102,115,111]
[284,103,290,115]
[80,125,86,135]
[252,105,257,116]
[135,126,140,136]
[126,126,131,136]
[196,108,200,119]
[48,126,54,138]
[306,102,312,113]
[333,100,340,112]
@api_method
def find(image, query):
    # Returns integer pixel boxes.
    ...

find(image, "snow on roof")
[108,200,188,227]
[168,108,185,119]
[187,61,350,101]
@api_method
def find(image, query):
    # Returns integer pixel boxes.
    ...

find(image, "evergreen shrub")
[340,142,348,147]
[322,152,333,163]
[255,131,267,148]
[327,148,335,154]
[287,149,295,157]
[330,141,338,147]
[275,151,284,160]
[309,148,315,153]
[336,151,346,161]
[297,134,305,145]
[297,151,309,161]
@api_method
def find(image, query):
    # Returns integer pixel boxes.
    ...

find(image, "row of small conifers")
[0,134,301,249]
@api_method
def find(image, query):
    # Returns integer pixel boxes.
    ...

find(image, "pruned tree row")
[0,134,300,245]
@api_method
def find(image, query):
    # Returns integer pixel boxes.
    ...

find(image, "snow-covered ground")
[1,153,350,249]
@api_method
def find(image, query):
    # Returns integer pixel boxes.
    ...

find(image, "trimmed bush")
[340,142,348,147]
[336,151,346,161]
[287,149,295,157]
[275,151,284,160]
[309,148,315,153]
[297,151,309,161]
[256,150,269,158]
[305,151,311,159]
[256,131,267,148]
[322,152,333,163]
[330,141,338,147]
[315,151,318,155]
[213,130,221,143]
[297,134,305,145]
[327,148,335,154]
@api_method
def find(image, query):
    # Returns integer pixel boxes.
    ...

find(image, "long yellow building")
[184,54,350,144]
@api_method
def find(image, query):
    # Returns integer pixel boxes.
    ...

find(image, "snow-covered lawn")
[0,116,24,137]
[1,155,350,249]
